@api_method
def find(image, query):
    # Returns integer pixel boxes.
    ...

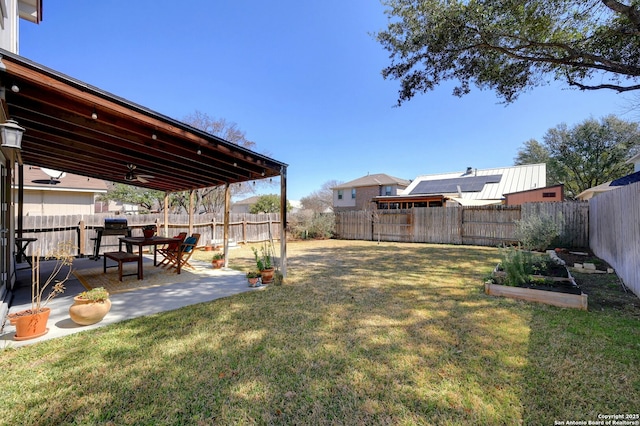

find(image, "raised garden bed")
[486,250,588,310]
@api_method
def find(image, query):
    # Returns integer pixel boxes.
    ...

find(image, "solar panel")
[410,175,502,194]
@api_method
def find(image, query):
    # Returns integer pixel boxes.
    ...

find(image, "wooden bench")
[103,251,141,281]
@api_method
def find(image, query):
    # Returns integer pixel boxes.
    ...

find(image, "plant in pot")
[211,252,225,269]
[252,244,275,284]
[246,271,261,287]
[142,224,157,239]
[69,287,111,326]
[8,241,74,341]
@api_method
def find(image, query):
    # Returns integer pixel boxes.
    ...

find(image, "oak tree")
[376,0,640,104]
[514,115,640,197]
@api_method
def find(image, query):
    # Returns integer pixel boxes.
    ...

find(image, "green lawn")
[1,240,638,425]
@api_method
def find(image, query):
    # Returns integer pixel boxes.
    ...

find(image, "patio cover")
[0,49,288,273]
[0,50,286,191]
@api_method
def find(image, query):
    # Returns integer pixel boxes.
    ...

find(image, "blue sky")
[19,1,635,201]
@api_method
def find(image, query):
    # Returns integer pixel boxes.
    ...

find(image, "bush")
[288,211,335,239]
[514,212,563,251]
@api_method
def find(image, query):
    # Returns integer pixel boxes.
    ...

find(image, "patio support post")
[188,189,194,235]
[17,163,23,238]
[280,166,287,277]
[163,192,169,237]
[223,183,231,267]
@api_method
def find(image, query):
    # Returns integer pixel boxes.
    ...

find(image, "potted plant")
[8,241,74,341]
[69,287,112,326]
[211,252,225,269]
[252,244,275,284]
[142,224,157,239]
[246,271,261,287]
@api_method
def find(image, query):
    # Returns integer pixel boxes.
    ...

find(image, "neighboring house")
[332,173,411,212]
[232,195,301,214]
[14,165,108,216]
[576,154,640,201]
[231,196,261,214]
[374,164,547,209]
[504,184,564,206]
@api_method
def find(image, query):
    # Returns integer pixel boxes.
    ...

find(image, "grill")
[104,218,129,230]
[90,218,132,260]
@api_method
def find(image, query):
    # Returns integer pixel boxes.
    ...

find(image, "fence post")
[78,220,86,257]
[243,217,247,244]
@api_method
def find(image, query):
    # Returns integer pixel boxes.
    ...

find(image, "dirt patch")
[555,248,639,313]
[553,248,612,272]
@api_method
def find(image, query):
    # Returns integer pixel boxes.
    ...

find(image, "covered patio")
[2,254,263,347]
[0,49,289,316]
[0,49,287,336]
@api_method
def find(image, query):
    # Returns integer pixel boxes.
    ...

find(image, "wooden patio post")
[188,190,194,235]
[224,183,231,267]
[280,166,287,277]
[163,192,169,237]
[17,163,23,238]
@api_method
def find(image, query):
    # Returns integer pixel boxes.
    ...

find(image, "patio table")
[118,236,183,280]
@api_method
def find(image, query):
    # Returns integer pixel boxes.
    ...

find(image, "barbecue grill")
[90,218,132,260]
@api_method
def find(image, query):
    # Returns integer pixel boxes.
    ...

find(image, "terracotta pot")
[143,229,155,239]
[248,277,260,287]
[8,307,51,341]
[69,296,112,326]
[260,268,275,284]
[212,258,224,269]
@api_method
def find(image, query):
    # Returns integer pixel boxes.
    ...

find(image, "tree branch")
[601,0,640,30]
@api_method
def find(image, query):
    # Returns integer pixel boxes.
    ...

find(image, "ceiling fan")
[124,164,154,184]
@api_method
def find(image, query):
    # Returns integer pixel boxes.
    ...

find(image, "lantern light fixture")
[0,119,25,149]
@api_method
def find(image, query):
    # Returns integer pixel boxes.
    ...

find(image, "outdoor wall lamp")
[0,119,25,149]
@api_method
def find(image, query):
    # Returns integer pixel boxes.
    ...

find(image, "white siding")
[21,191,96,216]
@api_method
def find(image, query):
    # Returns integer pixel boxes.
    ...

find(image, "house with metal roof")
[373,164,547,209]
[576,154,640,201]
[332,173,411,212]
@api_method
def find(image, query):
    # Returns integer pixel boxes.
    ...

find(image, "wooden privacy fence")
[589,181,640,298]
[335,202,589,248]
[17,213,281,259]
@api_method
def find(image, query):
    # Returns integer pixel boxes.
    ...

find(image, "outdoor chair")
[164,233,201,271]
[157,232,187,267]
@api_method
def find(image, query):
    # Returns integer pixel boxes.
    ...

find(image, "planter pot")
[212,258,224,269]
[143,229,155,239]
[69,296,112,325]
[260,268,275,284]
[8,308,51,341]
[248,277,260,287]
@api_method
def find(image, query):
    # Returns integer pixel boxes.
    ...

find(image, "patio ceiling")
[0,49,286,193]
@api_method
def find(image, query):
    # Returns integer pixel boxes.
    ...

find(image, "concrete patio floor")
[1,255,260,348]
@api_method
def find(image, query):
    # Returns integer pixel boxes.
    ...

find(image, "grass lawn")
[1,240,638,425]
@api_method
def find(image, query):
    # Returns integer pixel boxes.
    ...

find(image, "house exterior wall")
[0,0,19,53]
[18,190,97,215]
[334,184,407,211]
[504,185,564,206]
[333,188,356,210]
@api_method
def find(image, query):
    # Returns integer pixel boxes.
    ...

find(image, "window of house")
[338,190,343,200]
[542,192,556,198]
[385,186,392,196]
[351,188,356,199]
